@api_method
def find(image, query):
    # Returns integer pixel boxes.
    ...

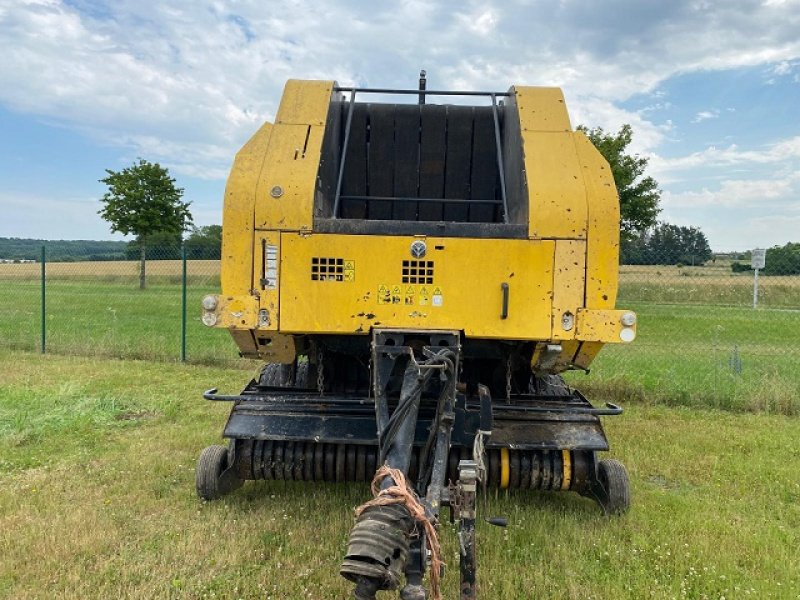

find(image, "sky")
[0,0,798,252]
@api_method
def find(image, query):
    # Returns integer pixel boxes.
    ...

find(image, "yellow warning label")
[419,286,429,306]
[432,286,443,307]
[391,285,402,304]
[404,285,415,305]
[343,259,355,282]
[378,284,391,305]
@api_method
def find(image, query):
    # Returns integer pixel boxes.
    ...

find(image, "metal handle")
[500,283,509,319]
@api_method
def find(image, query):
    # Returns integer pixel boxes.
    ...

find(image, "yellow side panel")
[253,123,325,231]
[551,240,586,341]
[279,234,555,340]
[275,80,334,126]
[573,132,620,308]
[513,87,572,132]
[220,122,273,295]
[523,131,588,240]
[576,309,636,343]
[573,341,604,370]
[252,231,281,331]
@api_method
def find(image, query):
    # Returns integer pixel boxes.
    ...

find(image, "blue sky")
[1,0,798,251]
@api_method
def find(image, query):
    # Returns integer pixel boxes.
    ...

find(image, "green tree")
[763,243,800,275]
[185,225,222,259]
[98,159,192,289]
[622,222,712,265]
[579,124,661,242]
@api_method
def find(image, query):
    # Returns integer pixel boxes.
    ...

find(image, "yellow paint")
[279,233,555,339]
[275,79,334,126]
[575,309,636,343]
[500,448,510,489]
[212,79,636,372]
[522,131,588,240]
[220,121,273,296]
[212,295,260,329]
[253,231,281,331]
[573,132,620,308]
[561,450,572,491]
[253,123,325,231]
[513,87,572,132]
[255,332,296,363]
[573,341,604,370]
[551,240,586,341]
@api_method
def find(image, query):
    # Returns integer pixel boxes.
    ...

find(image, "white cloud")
[1,0,800,177]
[692,110,720,123]
[663,177,797,208]
[650,136,800,178]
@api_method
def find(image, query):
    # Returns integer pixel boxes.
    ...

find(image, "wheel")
[196,445,239,500]
[530,374,572,397]
[596,458,630,515]
[259,362,308,387]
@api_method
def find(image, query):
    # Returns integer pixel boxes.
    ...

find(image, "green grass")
[566,302,800,414]
[3,273,799,413]
[4,279,238,364]
[1,352,799,599]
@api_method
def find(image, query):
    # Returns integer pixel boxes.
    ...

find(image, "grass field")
[3,258,799,413]
[1,352,798,599]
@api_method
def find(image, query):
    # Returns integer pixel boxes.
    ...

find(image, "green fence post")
[181,243,187,362]
[40,244,46,353]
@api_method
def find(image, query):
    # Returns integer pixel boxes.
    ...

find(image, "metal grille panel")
[402,260,434,284]
[311,257,344,281]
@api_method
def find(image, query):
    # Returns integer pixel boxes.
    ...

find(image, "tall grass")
[1,352,798,599]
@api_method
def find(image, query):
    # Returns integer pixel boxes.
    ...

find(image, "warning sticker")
[378,284,391,305]
[404,285,415,305]
[391,285,402,304]
[432,286,443,307]
[344,259,355,282]
[418,286,429,306]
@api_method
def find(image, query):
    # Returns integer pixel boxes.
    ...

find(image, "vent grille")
[311,257,344,281]
[402,260,434,284]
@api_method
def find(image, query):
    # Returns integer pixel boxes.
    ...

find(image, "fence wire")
[1,246,798,410]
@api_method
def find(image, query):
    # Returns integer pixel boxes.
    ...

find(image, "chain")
[505,356,512,401]
[317,348,325,396]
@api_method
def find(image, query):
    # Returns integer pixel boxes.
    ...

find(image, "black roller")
[235,440,592,493]
[325,443,335,482]
[510,450,520,490]
[314,443,324,482]
[519,451,531,490]
[346,445,356,482]
[356,445,366,482]
[304,443,314,482]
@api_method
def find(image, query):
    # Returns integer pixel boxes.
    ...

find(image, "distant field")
[3,260,799,411]
[0,260,220,284]
[1,352,798,599]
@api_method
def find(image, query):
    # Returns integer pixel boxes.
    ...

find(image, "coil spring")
[234,440,590,492]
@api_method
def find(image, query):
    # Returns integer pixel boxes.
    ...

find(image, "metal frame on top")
[331,86,512,224]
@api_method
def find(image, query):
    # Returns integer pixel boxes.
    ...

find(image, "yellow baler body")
[207,79,635,370]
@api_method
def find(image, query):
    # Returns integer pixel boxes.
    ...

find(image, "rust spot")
[602,295,608,301]
[365,313,376,319]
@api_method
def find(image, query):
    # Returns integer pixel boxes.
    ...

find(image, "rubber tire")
[531,374,572,397]
[196,445,229,501]
[597,458,631,515]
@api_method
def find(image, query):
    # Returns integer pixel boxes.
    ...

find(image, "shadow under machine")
[197,74,637,599]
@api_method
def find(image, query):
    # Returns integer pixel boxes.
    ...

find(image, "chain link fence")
[1,245,238,365]
[2,245,798,411]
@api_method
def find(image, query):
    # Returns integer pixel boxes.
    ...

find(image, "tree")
[763,242,800,275]
[185,225,222,259]
[98,159,192,289]
[622,222,712,265]
[579,124,661,242]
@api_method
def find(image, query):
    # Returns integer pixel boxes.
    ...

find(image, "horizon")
[1,1,798,252]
